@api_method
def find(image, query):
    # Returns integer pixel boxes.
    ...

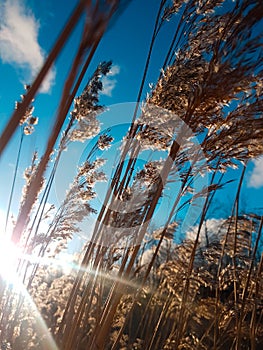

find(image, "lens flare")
[0,235,21,282]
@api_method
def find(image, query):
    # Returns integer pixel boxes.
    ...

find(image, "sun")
[0,232,59,350]
[0,209,21,283]
[0,234,21,282]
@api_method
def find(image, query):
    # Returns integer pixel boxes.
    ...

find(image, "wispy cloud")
[186,218,226,246]
[0,0,55,93]
[101,64,120,97]
[248,157,263,188]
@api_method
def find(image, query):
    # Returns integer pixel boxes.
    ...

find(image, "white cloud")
[101,64,120,96]
[108,65,120,77]
[186,218,226,246]
[140,239,174,266]
[248,157,263,188]
[0,0,55,93]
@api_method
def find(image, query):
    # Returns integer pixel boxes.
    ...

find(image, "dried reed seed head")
[69,61,112,143]
[97,133,114,150]
[144,0,263,168]
[15,85,38,134]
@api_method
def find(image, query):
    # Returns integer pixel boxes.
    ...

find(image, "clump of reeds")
[0,0,263,349]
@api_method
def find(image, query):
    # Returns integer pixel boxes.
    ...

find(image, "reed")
[0,1,262,349]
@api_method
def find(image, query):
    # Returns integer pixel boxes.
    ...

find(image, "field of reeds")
[0,0,263,349]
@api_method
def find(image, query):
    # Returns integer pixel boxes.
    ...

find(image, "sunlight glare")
[0,234,20,282]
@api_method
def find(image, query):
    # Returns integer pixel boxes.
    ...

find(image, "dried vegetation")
[0,0,263,349]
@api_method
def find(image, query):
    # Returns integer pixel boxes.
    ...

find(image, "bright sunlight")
[0,209,21,283]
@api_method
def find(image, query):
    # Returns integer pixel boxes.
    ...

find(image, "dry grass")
[0,0,263,349]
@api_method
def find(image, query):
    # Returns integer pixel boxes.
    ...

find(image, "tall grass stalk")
[1,1,263,349]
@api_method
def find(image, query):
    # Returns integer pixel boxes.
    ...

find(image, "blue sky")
[0,0,262,239]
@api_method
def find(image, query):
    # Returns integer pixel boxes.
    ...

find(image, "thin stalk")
[233,164,247,350]
[111,152,212,348]
[64,262,101,350]
[250,253,263,350]
[236,215,263,349]
[11,1,111,244]
[19,38,103,285]
[26,37,101,242]
[213,165,247,350]
[4,129,24,233]
[90,138,184,349]
[130,0,166,125]
[89,98,197,348]
[161,0,192,72]
[89,0,167,249]
[113,292,154,350]
[0,0,88,157]
[173,160,224,348]
[147,293,171,350]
